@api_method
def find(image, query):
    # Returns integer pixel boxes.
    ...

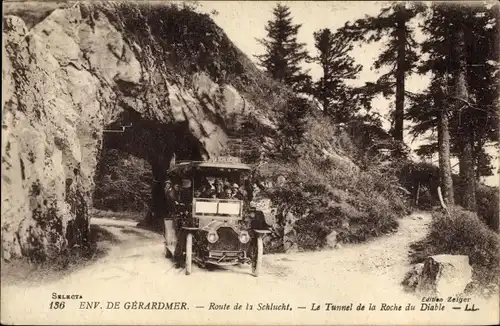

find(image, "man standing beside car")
[165,180,177,214]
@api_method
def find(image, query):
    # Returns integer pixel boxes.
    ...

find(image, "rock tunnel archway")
[98,108,205,228]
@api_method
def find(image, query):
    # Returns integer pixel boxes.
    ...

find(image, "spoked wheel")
[251,236,263,277]
[185,233,193,275]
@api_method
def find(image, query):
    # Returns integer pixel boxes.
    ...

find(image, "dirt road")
[2,212,498,325]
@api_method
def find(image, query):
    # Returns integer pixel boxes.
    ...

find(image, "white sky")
[197,1,498,186]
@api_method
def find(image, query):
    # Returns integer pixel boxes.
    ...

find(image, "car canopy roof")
[167,160,251,176]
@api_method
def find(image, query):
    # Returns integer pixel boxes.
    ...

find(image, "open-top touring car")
[163,156,270,276]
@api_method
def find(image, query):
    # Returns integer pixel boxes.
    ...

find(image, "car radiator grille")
[211,227,240,251]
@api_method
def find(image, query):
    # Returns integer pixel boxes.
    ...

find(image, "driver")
[180,179,193,204]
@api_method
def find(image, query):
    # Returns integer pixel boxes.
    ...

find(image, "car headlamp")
[239,231,250,244]
[207,231,219,243]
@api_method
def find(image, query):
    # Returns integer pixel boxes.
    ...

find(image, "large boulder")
[403,255,473,296]
[1,3,280,261]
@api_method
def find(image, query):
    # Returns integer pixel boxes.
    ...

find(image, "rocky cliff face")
[1,3,279,261]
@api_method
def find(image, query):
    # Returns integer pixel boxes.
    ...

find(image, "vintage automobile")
[163,156,270,276]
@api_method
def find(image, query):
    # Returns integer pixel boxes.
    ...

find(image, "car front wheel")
[185,233,193,275]
[251,236,263,277]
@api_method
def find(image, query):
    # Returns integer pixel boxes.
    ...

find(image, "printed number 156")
[49,301,66,309]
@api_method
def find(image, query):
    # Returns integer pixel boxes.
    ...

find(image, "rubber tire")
[252,236,263,277]
[185,233,193,275]
[165,247,172,259]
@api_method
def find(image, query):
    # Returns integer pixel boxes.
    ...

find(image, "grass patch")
[409,206,500,296]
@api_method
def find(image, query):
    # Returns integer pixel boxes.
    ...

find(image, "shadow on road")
[90,224,123,245]
[0,221,154,287]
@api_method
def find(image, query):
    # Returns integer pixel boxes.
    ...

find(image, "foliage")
[476,184,500,232]
[255,3,311,93]
[273,96,311,161]
[258,117,409,251]
[309,28,363,122]
[339,2,426,141]
[93,148,152,214]
[409,207,500,292]
[342,114,409,166]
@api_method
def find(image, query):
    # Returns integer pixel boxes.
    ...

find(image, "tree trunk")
[457,136,476,210]
[147,132,175,228]
[473,139,482,181]
[454,27,476,212]
[492,3,500,232]
[393,5,406,144]
[438,108,455,206]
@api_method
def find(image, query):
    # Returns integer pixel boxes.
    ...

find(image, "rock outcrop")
[402,255,473,296]
[1,3,280,261]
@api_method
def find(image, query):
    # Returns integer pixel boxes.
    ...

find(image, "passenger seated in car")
[214,179,224,198]
[231,183,244,200]
[196,183,213,198]
[220,186,234,199]
[202,185,215,198]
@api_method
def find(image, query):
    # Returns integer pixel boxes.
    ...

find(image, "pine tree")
[407,3,499,210]
[275,96,310,161]
[464,4,499,181]
[255,3,311,93]
[339,2,425,142]
[310,28,362,122]
[407,76,455,205]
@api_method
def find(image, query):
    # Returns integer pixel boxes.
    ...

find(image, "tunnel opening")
[92,108,205,231]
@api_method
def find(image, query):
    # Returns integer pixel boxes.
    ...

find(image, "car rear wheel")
[185,233,193,275]
[252,236,263,277]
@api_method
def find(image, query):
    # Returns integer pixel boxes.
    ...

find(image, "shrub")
[409,206,500,291]
[261,115,409,251]
[476,184,499,232]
